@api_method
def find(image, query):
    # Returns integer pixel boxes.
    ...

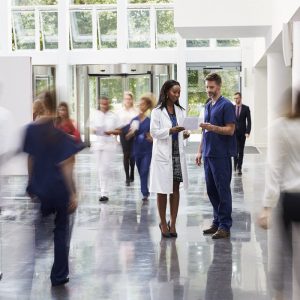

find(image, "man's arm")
[246,107,251,135]
[200,123,235,136]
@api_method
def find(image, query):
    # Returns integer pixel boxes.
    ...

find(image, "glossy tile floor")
[0,144,271,300]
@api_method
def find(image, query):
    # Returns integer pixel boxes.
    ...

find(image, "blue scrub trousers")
[40,192,70,285]
[204,157,232,231]
[135,153,152,197]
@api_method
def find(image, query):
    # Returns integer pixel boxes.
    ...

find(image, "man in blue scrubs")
[196,73,236,239]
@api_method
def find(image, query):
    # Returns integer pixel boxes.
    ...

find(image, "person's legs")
[169,181,180,233]
[50,197,69,285]
[120,134,131,183]
[209,157,232,231]
[204,158,221,228]
[157,193,168,234]
[99,149,114,198]
[237,135,246,171]
[136,154,151,198]
[128,139,135,182]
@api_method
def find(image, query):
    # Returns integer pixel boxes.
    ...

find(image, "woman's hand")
[68,193,78,214]
[183,130,190,139]
[145,132,153,142]
[169,126,185,134]
[257,207,272,229]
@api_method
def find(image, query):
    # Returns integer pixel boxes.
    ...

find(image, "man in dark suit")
[233,92,251,175]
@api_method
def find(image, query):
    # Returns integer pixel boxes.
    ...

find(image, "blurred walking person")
[22,91,81,286]
[126,94,155,201]
[258,90,300,300]
[118,91,138,186]
[89,96,121,202]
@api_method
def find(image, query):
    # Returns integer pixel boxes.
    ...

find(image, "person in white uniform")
[150,80,189,238]
[89,96,121,202]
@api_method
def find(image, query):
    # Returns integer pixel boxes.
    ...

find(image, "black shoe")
[203,225,218,235]
[212,228,230,239]
[130,177,134,182]
[52,277,69,287]
[237,169,242,175]
[167,221,178,238]
[99,196,109,202]
[142,196,148,202]
[126,180,130,186]
[159,224,171,238]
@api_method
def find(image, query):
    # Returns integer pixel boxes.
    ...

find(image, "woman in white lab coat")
[150,80,189,238]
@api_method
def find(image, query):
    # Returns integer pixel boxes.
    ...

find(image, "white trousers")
[95,148,115,197]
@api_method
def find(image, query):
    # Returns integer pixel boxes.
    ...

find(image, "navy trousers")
[135,153,152,197]
[204,157,233,231]
[40,193,70,285]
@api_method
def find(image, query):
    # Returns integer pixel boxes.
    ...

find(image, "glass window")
[12,11,35,50]
[128,10,151,48]
[216,39,240,47]
[98,10,117,49]
[40,11,58,49]
[12,0,57,5]
[156,9,176,48]
[128,0,173,3]
[128,75,151,102]
[70,11,93,49]
[70,0,116,4]
[187,67,240,116]
[186,39,210,48]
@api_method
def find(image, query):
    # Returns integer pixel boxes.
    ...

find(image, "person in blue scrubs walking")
[126,94,155,201]
[196,73,236,239]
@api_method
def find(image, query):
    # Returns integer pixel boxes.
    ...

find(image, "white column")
[253,67,268,147]
[176,35,187,114]
[292,21,300,107]
[56,0,71,103]
[267,53,292,126]
[0,1,12,54]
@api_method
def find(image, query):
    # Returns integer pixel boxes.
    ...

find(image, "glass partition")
[98,10,117,48]
[186,39,210,48]
[156,9,176,48]
[217,39,240,47]
[40,11,58,49]
[128,10,151,48]
[70,11,93,49]
[12,11,36,50]
[71,0,116,3]
[12,0,57,5]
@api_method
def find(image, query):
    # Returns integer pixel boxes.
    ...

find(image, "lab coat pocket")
[154,139,169,162]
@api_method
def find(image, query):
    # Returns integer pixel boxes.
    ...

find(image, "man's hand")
[68,193,78,214]
[199,122,214,132]
[195,152,202,166]
[245,133,250,138]
[257,207,272,230]
[170,126,185,134]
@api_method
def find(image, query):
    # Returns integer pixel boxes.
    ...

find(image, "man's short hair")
[205,73,222,86]
[234,92,242,97]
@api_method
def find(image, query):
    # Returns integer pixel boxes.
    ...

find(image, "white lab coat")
[149,105,188,194]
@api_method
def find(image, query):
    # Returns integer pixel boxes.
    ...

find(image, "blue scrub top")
[23,120,82,199]
[131,116,152,156]
[202,96,237,158]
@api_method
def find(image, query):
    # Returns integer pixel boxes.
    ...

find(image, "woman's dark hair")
[57,102,70,119]
[157,80,184,110]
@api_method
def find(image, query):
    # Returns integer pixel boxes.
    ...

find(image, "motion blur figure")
[117,91,138,186]
[258,90,300,300]
[89,96,121,202]
[126,94,155,201]
[23,91,81,286]
[56,102,81,143]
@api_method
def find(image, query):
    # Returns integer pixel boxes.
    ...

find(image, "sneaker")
[203,225,218,234]
[212,228,230,239]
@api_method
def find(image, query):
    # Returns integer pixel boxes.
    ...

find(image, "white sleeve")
[263,121,286,208]
[150,108,171,140]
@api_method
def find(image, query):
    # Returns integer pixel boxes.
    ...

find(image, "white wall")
[174,0,272,38]
[0,56,32,175]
